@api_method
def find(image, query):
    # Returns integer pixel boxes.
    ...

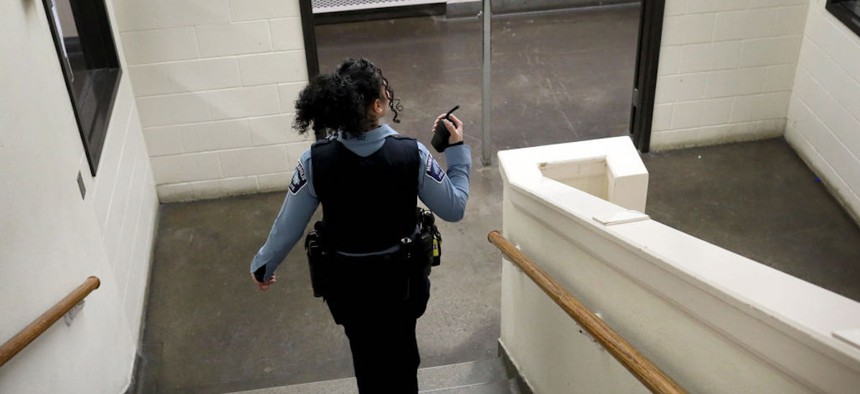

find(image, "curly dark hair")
[294,58,403,139]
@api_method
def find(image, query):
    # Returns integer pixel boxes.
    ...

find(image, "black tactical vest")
[311,135,420,254]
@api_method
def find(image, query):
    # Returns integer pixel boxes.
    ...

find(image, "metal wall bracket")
[577,312,603,348]
[64,300,85,326]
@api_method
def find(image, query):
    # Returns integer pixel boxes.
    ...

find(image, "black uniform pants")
[324,255,431,393]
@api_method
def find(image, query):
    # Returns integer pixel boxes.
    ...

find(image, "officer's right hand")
[251,273,277,291]
[433,113,464,145]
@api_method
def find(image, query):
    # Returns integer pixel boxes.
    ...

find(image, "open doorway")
[299,1,663,153]
[287,0,669,377]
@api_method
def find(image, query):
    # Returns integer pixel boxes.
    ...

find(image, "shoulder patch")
[289,162,308,194]
[425,154,446,183]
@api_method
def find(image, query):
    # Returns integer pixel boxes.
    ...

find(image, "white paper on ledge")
[834,328,860,350]
[592,210,650,226]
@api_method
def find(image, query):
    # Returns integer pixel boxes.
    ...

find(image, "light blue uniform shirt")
[250,124,472,281]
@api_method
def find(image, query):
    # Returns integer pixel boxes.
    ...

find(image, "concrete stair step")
[420,378,520,394]
[419,357,510,392]
[229,357,514,394]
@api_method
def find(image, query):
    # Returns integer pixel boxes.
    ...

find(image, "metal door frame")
[629,0,665,153]
[301,0,666,153]
[300,0,320,78]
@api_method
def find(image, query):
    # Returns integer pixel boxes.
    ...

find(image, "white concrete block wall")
[786,0,860,222]
[87,97,160,338]
[114,0,311,202]
[1,0,157,391]
[651,0,809,150]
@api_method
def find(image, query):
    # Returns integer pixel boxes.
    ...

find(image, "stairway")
[230,357,522,394]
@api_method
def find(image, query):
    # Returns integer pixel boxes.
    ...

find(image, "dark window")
[43,0,122,175]
[827,0,860,37]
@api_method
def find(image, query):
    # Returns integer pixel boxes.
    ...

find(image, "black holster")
[417,208,442,268]
[398,208,442,276]
[305,221,328,298]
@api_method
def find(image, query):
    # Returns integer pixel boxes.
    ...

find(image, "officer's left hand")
[433,113,464,145]
[251,273,277,291]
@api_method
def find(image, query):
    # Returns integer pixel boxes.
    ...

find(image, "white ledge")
[499,136,860,393]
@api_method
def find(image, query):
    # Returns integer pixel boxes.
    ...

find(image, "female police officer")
[249,58,471,393]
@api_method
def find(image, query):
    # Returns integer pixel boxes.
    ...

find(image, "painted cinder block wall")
[785,0,860,222]
[112,0,312,202]
[651,0,808,149]
[652,0,860,222]
[0,0,158,392]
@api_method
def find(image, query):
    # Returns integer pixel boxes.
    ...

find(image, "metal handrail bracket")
[0,276,101,368]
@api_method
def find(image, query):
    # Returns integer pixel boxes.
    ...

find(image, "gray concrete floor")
[643,138,860,302]
[136,5,860,393]
[314,4,639,155]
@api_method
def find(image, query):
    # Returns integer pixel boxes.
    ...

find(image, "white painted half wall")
[0,0,157,392]
[785,0,860,223]
[112,0,313,202]
[498,138,860,393]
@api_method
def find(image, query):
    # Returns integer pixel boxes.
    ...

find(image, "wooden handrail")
[0,276,100,368]
[488,231,685,394]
